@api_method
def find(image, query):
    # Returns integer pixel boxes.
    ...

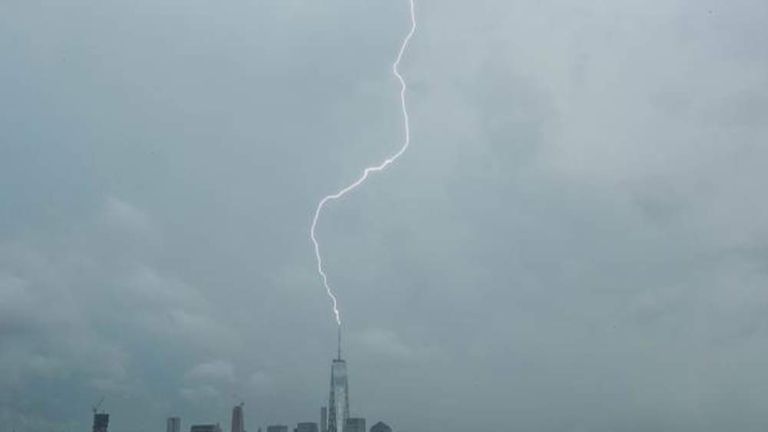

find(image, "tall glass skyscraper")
[327,330,349,432]
[230,404,244,432]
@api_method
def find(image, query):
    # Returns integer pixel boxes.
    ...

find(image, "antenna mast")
[92,397,105,414]
[337,325,342,360]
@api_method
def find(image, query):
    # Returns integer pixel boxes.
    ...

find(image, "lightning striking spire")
[337,325,342,360]
[310,0,417,326]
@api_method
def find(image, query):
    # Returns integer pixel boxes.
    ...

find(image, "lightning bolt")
[311,0,417,326]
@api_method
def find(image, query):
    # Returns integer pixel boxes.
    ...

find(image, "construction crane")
[92,397,105,414]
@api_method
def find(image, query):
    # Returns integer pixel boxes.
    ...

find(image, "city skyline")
[83,342,392,432]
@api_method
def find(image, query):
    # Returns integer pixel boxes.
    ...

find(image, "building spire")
[337,325,342,360]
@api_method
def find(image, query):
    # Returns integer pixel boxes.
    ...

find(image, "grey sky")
[2,0,768,431]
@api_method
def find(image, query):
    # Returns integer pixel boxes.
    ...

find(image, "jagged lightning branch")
[310,0,417,326]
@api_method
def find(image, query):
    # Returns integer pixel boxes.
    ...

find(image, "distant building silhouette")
[92,413,109,432]
[369,422,391,432]
[266,426,288,432]
[231,403,245,432]
[320,407,327,432]
[191,424,222,432]
[328,328,349,432]
[296,423,318,432]
[342,418,364,432]
[167,417,181,432]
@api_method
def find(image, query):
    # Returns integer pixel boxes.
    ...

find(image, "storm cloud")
[2,0,768,431]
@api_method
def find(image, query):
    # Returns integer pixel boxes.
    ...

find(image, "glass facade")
[328,359,349,432]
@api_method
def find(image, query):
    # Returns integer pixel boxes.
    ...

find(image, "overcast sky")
[2,0,768,431]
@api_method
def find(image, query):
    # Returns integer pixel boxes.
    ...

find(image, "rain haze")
[2,0,768,431]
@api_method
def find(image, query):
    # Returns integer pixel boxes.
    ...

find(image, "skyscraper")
[296,423,319,432]
[191,424,222,432]
[266,426,287,432]
[342,418,365,432]
[92,413,109,432]
[369,422,391,432]
[167,417,181,432]
[327,328,349,432]
[320,407,327,432]
[231,403,245,432]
